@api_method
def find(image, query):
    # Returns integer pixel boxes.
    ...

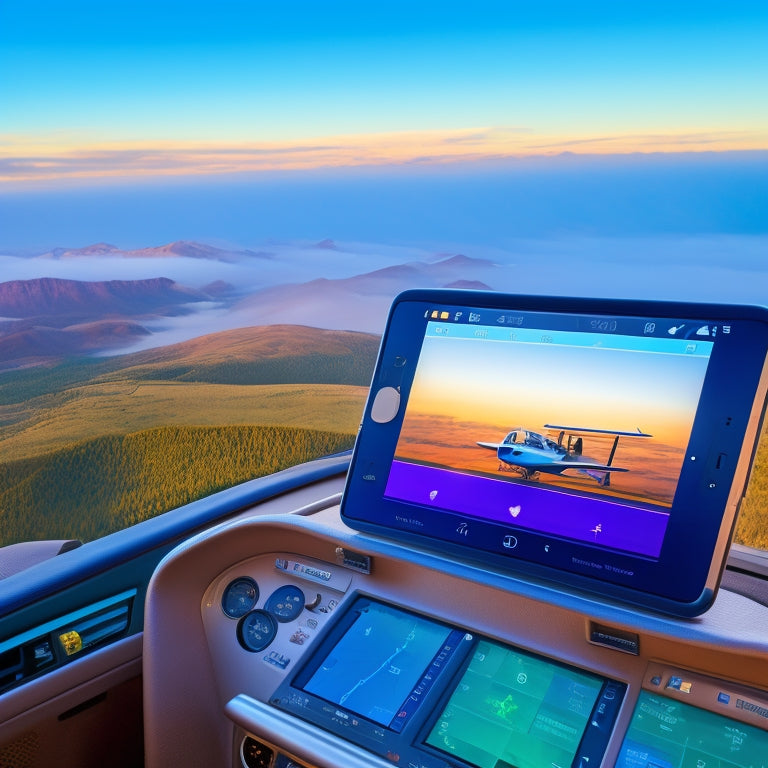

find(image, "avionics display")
[301,599,458,728]
[341,290,768,615]
[617,690,768,768]
[273,597,624,768]
[426,639,607,768]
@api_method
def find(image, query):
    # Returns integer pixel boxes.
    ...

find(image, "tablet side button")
[371,386,401,423]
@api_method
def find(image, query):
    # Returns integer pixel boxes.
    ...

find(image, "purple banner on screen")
[384,461,669,558]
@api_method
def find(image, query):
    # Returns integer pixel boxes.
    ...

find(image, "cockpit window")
[524,432,545,449]
[1,2,766,574]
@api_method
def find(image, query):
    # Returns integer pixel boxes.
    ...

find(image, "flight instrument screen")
[617,690,768,768]
[426,639,605,768]
[301,599,457,728]
[278,597,625,767]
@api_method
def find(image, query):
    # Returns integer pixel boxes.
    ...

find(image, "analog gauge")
[237,609,277,652]
[221,577,259,619]
[265,584,306,622]
[241,737,274,768]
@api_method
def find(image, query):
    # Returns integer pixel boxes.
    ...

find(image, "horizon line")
[2,127,767,186]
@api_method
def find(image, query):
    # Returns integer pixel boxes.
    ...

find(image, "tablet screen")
[385,317,711,560]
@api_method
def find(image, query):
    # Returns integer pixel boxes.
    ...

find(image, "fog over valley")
[1,231,766,362]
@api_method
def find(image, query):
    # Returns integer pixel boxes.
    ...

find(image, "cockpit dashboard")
[141,290,768,768]
[142,498,768,768]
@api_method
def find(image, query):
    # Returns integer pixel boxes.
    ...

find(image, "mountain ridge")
[41,240,273,262]
[111,324,379,368]
[0,276,203,318]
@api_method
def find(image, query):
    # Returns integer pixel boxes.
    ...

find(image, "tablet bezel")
[340,290,768,617]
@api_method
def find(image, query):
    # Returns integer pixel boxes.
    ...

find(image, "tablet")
[340,290,768,616]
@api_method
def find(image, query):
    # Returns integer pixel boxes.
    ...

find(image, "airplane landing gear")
[498,464,539,481]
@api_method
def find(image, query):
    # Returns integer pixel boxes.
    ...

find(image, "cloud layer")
[3,128,767,184]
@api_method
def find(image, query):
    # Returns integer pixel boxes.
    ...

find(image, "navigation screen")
[617,691,768,768]
[301,600,456,728]
[426,639,604,768]
[386,317,713,560]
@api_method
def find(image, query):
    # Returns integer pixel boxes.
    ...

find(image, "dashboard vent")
[0,589,135,694]
[588,621,640,655]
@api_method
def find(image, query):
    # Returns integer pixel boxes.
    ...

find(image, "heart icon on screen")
[429,490,438,501]
[509,505,521,518]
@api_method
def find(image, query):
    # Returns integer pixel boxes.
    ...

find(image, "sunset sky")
[403,331,711,446]
[1,1,766,251]
[2,1,766,182]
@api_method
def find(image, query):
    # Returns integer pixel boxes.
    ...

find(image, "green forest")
[0,424,355,546]
[733,422,768,550]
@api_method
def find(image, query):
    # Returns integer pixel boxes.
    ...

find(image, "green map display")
[617,691,768,768]
[426,639,602,768]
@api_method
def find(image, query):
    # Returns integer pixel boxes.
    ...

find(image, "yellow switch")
[59,630,83,656]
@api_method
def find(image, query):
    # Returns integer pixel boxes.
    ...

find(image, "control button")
[371,386,400,423]
[715,452,728,470]
[666,676,692,694]
[32,640,55,668]
[59,630,83,656]
[264,650,291,669]
[502,535,518,549]
[305,593,322,611]
[289,628,310,645]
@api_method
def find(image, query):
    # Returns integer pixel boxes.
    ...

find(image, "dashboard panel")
[142,494,768,768]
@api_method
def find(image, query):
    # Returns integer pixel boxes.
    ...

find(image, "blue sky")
[3,2,766,166]
[1,1,767,251]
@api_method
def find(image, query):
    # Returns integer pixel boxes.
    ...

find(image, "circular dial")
[241,737,274,768]
[221,576,259,619]
[237,609,277,652]
[265,584,306,622]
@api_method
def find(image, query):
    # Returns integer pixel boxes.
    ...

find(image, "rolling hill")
[0,323,377,546]
[0,324,378,461]
[93,324,380,385]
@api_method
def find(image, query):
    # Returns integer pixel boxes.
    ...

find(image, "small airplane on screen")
[476,424,652,486]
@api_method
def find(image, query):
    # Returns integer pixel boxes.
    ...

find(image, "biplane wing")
[547,459,629,473]
[543,424,653,438]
